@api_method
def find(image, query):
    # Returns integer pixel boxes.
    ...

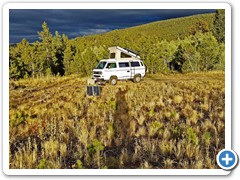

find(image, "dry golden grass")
[9,71,225,169]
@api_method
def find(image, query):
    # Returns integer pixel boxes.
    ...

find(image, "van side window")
[110,53,115,59]
[140,62,143,66]
[131,62,140,67]
[119,62,130,67]
[107,63,116,68]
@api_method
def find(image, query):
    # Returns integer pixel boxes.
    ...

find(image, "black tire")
[109,76,117,85]
[133,74,141,83]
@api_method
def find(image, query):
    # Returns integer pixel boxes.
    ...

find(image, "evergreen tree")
[170,45,185,72]
[213,9,225,43]
[28,42,39,78]
[37,21,54,76]
[9,38,31,79]
[52,31,65,75]
[63,35,74,75]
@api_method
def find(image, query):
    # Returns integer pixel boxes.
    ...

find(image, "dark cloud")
[9,9,215,44]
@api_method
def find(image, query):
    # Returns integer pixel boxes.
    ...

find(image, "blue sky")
[9,9,215,44]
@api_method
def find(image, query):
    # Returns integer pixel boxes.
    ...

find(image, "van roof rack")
[124,48,139,56]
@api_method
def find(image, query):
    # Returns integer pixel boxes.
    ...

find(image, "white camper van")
[93,46,146,85]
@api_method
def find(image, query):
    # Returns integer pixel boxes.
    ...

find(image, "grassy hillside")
[9,72,224,169]
[72,13,215,46]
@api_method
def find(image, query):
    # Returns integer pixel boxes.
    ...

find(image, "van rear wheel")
[133,74,141,83]
[109,76,117,85]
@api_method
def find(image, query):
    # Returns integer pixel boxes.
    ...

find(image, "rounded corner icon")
[221,170,232,176]
[2,168,11,176]
[217,149,238,171]
[223,2,232,10]
[2,2,10,10]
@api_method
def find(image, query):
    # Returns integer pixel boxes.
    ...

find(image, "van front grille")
[94,75,101,78]
[94,71,102,75]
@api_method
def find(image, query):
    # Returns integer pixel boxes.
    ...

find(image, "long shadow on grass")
[114,86,130,146]
[104,86,138,168]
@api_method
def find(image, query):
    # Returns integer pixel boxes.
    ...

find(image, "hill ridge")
[73,13,215,42]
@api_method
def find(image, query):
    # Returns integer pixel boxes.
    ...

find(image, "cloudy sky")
[9,9,215,44]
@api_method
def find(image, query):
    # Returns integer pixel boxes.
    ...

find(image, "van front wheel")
[133,74,141,83]
[109,76,117,85]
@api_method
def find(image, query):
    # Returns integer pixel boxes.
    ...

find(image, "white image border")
[2,2,231,176]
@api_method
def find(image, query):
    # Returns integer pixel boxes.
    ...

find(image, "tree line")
[9,10,225,79]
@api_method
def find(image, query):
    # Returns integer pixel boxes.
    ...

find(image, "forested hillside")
[9,11,225,79]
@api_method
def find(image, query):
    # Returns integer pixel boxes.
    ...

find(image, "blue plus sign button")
[217,149,238,170]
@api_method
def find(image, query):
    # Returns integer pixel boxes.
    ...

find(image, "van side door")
[118,62,131,79]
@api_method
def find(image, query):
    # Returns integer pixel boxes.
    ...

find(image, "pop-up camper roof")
[108,46,141,60]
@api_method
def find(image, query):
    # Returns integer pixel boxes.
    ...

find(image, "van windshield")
[95,61,107,69]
